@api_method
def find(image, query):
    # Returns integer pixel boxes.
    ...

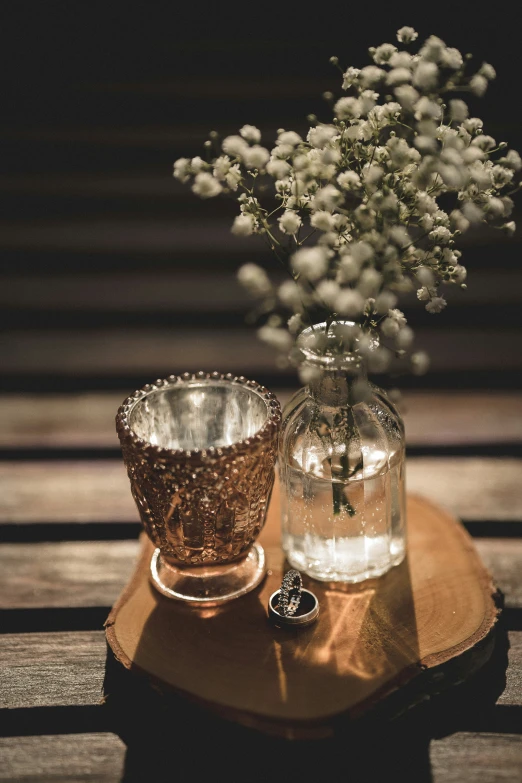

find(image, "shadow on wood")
[102,614,509,783]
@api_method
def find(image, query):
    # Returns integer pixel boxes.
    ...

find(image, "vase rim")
[297,320,377,369]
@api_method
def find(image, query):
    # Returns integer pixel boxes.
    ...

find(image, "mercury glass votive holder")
[116,372,281,605]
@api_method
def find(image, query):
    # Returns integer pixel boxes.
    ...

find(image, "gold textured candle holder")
[116,372,281,605]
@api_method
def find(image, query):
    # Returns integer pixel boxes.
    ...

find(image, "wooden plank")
[476,540,522,611]
[1,538,522,612]
[1,458,521,525]
[2,392,522,449]
[1,629,520,712]
[0,631,106,709]
[498,632,522,707]
[0,733,125,782]
[430,733,522,782]
[1,328,522,375]
[0,541,139,608]
[0,731,521,782]
[406,458,522,522]
[0,462,136,523]
[3,271,521,312]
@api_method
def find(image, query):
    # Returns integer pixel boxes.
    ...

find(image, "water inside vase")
[282,448,405,583]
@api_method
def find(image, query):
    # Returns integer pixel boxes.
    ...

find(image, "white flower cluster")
[173,29,520,376]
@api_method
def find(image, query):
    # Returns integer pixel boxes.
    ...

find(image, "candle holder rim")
[116,371,282,460]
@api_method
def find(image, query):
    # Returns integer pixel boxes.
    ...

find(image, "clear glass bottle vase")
[280,323,406,583]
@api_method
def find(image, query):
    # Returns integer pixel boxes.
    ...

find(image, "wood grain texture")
[430,733,522,782]
[2,539,522,612]
[2,458,521,524]
[1,392,522,448]
[0,631,106,709]
[1,731,521,782]
[499,632,522,707]
[0,541,139,609]
[106,494,498,733]
[476,539,522,611]
[3,270,521,312]
[0,733,125,782]
[2,328,521,375]
[1,629,520,712]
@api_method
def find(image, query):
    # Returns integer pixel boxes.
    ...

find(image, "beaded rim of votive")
[115,371,282,461]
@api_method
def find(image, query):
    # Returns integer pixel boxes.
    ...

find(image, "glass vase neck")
[297,321,369,405]
[305,360,367,405]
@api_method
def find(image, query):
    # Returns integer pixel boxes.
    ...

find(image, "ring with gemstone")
[278,569,303,616]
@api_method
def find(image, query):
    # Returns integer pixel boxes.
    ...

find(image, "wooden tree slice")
[105,485,500,737]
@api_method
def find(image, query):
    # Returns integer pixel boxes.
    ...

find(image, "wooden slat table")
[1,391,522,781]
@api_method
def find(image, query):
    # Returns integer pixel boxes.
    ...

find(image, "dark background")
[1,2,521,393]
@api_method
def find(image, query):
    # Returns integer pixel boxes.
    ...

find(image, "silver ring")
[279,569,303,616]
[268,588,320,627]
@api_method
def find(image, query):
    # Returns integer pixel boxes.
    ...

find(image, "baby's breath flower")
[394,84,419,110]
[360,65,386,88]
[239,124,261,143]
[342,67,361,89]
[279,210,302,235]
[441,47,463,70]
[417,286,436,302]
[315,279,341,308]
[449,99,468,123]
[413,61,439,90]
[222,135,248,157]
[291,247,329,281]
[278,130,302,146]
[242,145,270,170]
[173,158,191,183]
[411,351,430,375]
[337,255,361,283]
[225,164,242,190]
[313,184,343,210]
[192,172,222,198]
[396,325,414,348]
[358,268,382,297]
[258,325,293,351]
[375,291,398,313]
[288,313,303,335]
[335,288,365,316]
[381,316,401,337]
[500,150,522,171]
[311,211,336,231]
[266,159,291,179]
[174,30,520,376]
[371,43,397,65]
[278,280,303,309]
[337,170,361,190]
[307,124,338,149]
[425,296,447,313]
[479,62,496,80]
[470,74,488,96]
[237,263,271,296]
[231,213,256,235]
[334,96,362,120]
[397,26,418,44]
[387,67,412,86]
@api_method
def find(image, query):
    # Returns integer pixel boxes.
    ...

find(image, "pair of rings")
[267,569,319,627]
